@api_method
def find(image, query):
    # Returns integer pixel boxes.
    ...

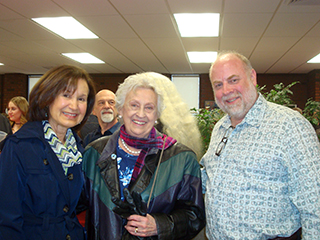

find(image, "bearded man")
[201,51,320,240]
[84,89,121,146]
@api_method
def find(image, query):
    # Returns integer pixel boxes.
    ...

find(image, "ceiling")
[0,0,320,75]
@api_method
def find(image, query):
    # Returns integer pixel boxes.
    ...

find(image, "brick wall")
[0,71,319,113]
[316,81,320,101]
[199,73,312,109]
[91,73,130,93]
[199,73,214,108]
[308,70,320,102]
[1,73,28,112]
[0,75,3,112]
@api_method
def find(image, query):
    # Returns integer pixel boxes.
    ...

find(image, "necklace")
[121,138,141,155]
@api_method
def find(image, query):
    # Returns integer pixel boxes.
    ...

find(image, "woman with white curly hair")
[80,72,205,240]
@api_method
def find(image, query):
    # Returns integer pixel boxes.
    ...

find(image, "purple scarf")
[119,125,177,183]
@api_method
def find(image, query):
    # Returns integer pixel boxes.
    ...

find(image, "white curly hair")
[115,72,202,160]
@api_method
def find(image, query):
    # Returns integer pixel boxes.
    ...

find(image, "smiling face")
[119,87,158,138]
[48,79,89,137]
[8,101,22,123]
[210,54,258,126]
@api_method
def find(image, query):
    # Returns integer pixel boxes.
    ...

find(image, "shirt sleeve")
[283,115,320,239]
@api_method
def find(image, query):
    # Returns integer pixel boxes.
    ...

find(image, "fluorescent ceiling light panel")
[307,53,320,63]
[188,51,217,63]
[32,17,98,39]
[62,53,104,64]
[174,13,219,37]
[0,63,4,66]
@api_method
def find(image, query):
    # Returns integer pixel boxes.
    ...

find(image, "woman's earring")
[118,115,122,119]
[155,120,158,124]
[44,107,48,118]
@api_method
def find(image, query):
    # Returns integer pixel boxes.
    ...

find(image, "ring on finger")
[135,227,138,233]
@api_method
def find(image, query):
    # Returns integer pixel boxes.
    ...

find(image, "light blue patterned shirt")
[201,94,320,240]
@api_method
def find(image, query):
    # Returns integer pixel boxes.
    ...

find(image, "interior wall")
[257,73,309,108]
[1,73,28,112]
[0,71,318,113]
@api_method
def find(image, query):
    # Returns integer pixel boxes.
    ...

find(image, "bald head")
[96,89,115,100]
[93,89,118,125]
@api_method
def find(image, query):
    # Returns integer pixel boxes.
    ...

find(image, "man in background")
[83,89,120,146]
[0,113,12,150]
[0,113,11,135]
[201,51,320,239]
[79,114,99,140]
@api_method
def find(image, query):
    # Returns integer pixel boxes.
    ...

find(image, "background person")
[0,113,12,150]
[0,113,11,135]
[78,114,99,140]
[201,51,320,239]
[0,65,96,240]
[80,72,205,240]
[7,96,29,133]
[83,89,121,146]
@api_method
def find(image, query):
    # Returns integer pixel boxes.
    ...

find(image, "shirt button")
[67,173,74,180]
[66,234,71,240]
[43,159,49,165]
[63,205,69,213]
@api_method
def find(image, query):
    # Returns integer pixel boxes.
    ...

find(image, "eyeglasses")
[215,126,234,156]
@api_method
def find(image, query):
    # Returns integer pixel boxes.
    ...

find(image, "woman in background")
[0,65,96,240]
[7,96,29,133]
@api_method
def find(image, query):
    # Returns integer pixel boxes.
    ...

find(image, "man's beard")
[215,84,257,120]
[101,110,115,123]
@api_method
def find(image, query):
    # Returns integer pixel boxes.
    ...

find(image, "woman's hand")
[125,213,158,237]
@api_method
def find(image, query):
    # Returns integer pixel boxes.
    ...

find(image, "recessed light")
[32,17,98,39]
[62,53,104,64]
[174,13,219,37]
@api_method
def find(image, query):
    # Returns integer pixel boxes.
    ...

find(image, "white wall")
[28,75,42,97]
[172,75,199,109]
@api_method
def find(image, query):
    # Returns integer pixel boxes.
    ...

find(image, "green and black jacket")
[81,129,205,240]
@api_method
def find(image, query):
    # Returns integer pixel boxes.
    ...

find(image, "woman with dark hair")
[7,96,29,133]
[0,65,96,240]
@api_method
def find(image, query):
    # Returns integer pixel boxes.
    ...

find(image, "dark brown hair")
[27,65,96,131]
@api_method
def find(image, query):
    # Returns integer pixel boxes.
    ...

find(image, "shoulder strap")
[147,136,167,209]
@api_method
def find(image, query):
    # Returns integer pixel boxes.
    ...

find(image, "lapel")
[14,121,82,206]
[99,151,120,200]
[129,152,159,193]
[98,150,160,200]
[44,140,71,204]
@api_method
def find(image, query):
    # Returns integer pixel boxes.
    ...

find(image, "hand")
[124,214,158,237]
[112,188,147,219]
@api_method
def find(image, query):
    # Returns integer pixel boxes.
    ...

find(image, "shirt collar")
[220,93,267,129]
[108,121,121,134]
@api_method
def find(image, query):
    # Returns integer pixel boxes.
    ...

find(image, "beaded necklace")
[121,138,141,155]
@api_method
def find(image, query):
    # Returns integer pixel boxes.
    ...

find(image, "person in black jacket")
[83,89,121,146]
[0,113,11,135]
